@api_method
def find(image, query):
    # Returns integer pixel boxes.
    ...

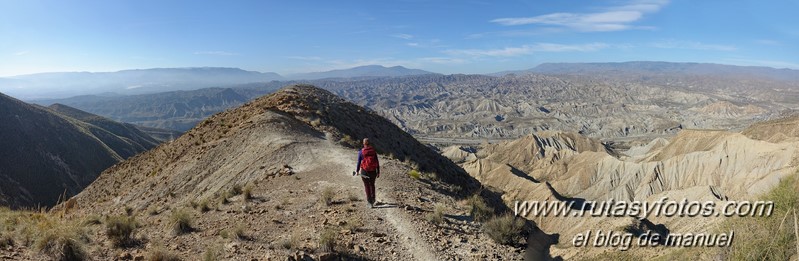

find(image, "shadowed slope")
[0,92,146,208]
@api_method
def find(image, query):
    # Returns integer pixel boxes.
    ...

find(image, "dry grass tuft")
[468,194,494,222]
[34,220,89,261]
[106,215,139,247]
[170,209,193,235]
[148,247,181,261]
[426,204,446,225]
[321,187,335,206]
[318,227,337,253]
[483,214,524,246]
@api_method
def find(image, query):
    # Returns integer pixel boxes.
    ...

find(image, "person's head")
[363,138,370,147]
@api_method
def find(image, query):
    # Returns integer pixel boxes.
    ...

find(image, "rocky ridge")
[0,85,528,260]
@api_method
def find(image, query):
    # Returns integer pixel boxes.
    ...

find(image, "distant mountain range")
[286,65,435,80]
[495,61,799,82]
[0,92,163,208]
[0,65,436,100]
[32,61,799,136]
[1,67,283,100]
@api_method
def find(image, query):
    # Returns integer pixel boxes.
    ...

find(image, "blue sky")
[0,0,797,76]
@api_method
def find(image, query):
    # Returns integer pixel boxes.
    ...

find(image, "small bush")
[339,135,358,147]
[221,224,247,240]
[483,214,524,245]
[321,187,335,206]
[202,245,221,261]
[343,216,363,233]
[198,199,212,213]
[279,238,293,250]
[170,209,193,235]
[35,223,88,261]
[124,205,134,216]
[423,171,440,181]
[468,195,494,222]
[82,215,102,226]
[148,247,181,261]
[279,231,301,250]
[426,204,445,225]
[147,206,160,216]
[318,227,337,252]
[106,215,138,247]
[230,184,243,196]
[0,233,13,247]
[242,184,254,200]
[408,170,421,180]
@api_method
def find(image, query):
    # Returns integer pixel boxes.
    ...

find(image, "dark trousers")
[361,170,378,203]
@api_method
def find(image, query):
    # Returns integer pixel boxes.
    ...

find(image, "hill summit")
[60,84,522,260]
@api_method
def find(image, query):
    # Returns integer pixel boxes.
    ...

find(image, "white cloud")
[391,33,414,40]
[651,40,736,51]
[490,0,668,32]
[13,51,29,56]
[193,51,238,56]
[445,43,609,57]
[406,42,420,47]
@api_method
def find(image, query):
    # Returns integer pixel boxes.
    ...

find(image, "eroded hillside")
[443,126,799,259]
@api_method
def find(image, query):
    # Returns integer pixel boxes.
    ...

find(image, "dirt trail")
[323,141,439,261]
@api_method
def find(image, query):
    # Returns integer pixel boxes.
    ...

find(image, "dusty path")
[323,142,439,261]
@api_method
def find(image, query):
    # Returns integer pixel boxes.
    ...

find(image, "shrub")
[408,170,421,180]
[170,209,193,235]
[202,245,221,261]
[218,191,233,205]
[318,227,337,252]
[343,216,363,233]
[321,187,335,206]
[34,223,88,261]
[198,199,212,213]
[339,135,358,147]
[82,215,102,226]
[468,194,494,222]
[279,231,301,250]
[242,184,254,200]
[230,184,243,196]
[426,204,446,225]
[106,215,138,247]
[483,214,524,245]
[147,206,160,216]
[148,247,181,261]
[279,238,293,250]
[423,171,440,181]
[0,233,13,247]
[221,224,247,240]
[715,174,799,260]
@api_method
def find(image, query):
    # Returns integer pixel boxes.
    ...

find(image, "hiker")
[354,138,380,208]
